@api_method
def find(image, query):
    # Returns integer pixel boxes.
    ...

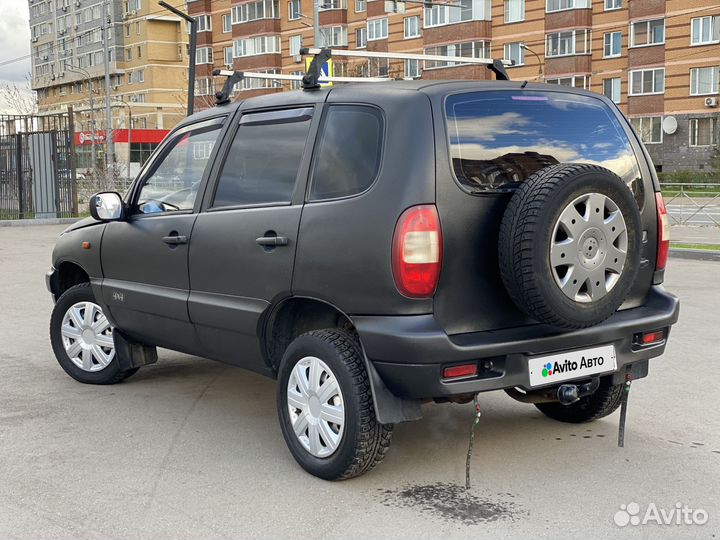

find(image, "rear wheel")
[535,376,624,423]
[276,329,393,480]
[50,283,138,384]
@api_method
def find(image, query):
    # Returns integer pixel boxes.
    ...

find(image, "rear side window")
[212,108,313,208]
[445,91,644,206]
[309,105,383,201]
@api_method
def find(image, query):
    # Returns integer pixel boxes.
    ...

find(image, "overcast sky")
[0,0,32,89]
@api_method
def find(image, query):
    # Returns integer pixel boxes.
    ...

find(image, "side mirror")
[89,192,124,221]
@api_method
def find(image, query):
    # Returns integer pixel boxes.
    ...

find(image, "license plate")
[528,344,617,387]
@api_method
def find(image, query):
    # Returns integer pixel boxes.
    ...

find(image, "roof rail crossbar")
[213,69,245,105]
[301,47,513,81]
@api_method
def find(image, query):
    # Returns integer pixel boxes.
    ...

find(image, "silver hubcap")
[550,192,628,303]
[61,301,115,372]
[286,356,345,458]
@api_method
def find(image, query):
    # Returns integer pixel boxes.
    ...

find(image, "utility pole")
[159,1,196,115]
[65,64,96,166]
[103,0,113,169]
[313,0,322,47]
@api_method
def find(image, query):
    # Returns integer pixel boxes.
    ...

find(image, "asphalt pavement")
[0,224,718,539]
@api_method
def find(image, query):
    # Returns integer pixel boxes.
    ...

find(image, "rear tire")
[50,283,138,385]
[535,376,624,423]
[276,329,393,480]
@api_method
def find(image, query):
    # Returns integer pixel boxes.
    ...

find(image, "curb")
[0,218,80,228]
[669,248,720,262]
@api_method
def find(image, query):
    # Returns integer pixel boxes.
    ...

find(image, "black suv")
[47,80,679,480]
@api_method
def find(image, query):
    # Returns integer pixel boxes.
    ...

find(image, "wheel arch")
[263,296,422,425]
[50,260,90,299]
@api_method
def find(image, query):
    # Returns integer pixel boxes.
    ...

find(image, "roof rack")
[212,68,391,104]
[300,47,513,88]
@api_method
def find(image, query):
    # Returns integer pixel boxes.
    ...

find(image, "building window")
[224,46,233,67]
[603,31,621,58]
[356,27,367,48]
[234,35,281,57]
[368,58,389,77]
[355,0,366,12]
[546,29,591,57]
[238,69,281,90]
[326,26,348,46]
[231,0,279,24]
[425,41,490,69]
[629,68,664,95]
[691,16,720,46]
[404,16,420,38]
[424,0,490,27]
[196,47,213,64]
[546,75,590,89]
[289,34,302,56]
[367,18,388,41]
[630,116,662,144]
[288,0,301,20]
[222,14,231,33]
[405,58,421,78]
[603,77,621,103]
[126,0,141,12]
[195,78,213,96]
[196,14,212,32]
[504,42,524,66]
[690,66,720,95]
[546,0,589,13]
[689,117,717,147]
[604,0,621,10]
[127,69,144,84]
[630,19,665,47]
[319,0,346,10]
[505,0,524,23]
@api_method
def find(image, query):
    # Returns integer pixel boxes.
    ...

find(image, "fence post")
[15,133,24,220]
[67,106,79,216]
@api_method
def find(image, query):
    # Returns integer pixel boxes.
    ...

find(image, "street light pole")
[65,63,96,166]
[158,1,196,115]
[103,0,113,168]
[521,43,544,81]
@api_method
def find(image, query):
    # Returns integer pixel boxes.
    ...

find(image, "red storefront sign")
[74,129,170,146]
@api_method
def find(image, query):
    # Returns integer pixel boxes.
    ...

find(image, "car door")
[101,117,226,353]
[188,107,317,373]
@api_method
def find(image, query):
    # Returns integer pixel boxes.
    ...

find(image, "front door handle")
[256,235,289,247]
[162,235,188,245]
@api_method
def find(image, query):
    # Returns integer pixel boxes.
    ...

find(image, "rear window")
[445,91,644,206]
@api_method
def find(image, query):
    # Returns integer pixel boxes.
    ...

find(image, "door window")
[135,122,223,214]
[211,108,313,208]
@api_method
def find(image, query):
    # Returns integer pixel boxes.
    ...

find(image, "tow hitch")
[504,377,601,405]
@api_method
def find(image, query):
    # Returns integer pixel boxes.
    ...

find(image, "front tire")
[535,376,624,423]
[50,283,138,384]
[276,329,393,480]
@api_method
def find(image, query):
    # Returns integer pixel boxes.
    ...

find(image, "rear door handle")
[256,236,288,247]
[162,235,188,245]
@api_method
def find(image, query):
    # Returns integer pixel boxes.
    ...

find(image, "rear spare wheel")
[498,163,642,329]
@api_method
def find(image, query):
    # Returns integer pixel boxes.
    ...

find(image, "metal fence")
[661,183,720,227]
[0,112,77,220]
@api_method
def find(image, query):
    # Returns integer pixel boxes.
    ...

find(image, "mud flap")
[362,355,423,424]
[113,330,158,370]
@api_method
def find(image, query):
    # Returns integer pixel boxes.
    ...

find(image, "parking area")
[0,224,718,539]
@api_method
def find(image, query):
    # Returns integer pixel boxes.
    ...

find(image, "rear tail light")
[392,204,443,298]
[656,192,670,271]
[635,329,665,346]
[442,363,478,380]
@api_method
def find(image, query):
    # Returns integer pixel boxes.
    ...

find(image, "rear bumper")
[353,286,679,399]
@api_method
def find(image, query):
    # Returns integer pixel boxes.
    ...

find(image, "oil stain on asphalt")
[378,483,519,526]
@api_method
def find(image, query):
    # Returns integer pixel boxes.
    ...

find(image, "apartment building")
[28,0,189,169]
[188,0,720,172]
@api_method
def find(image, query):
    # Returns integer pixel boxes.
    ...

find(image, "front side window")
[629,68,664,95]
[136,122,223,214]
[689,117,717,147]
[309,106,383,201]
[603,31,621,57]
[212,109,312,208]
[445,91,642,196]
[630,116,662,144]
[690,66,720,95]
[630,19,664,47]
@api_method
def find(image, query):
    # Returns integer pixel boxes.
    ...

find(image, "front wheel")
[50,283,138,384]
[276,329,393,480]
